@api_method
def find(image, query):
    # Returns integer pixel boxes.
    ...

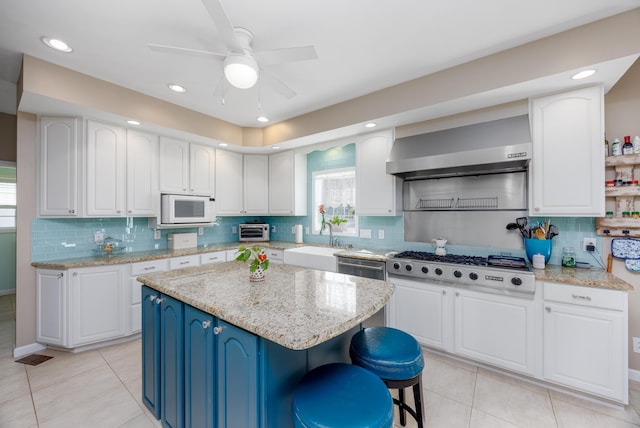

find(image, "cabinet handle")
[213,326,222,335]
[571,294,592,301]
[455,291,460,296]
[69,209,75,214]
[202,320,211,329]
[155,298,163,305]
[442,290,446,295]
[128,210,132,214]
[73,272,78,277]
[180,261,189,265]
[545,306,551,312]
[144,266,156,271]
[57,273,64,278]
[149,295,156,302]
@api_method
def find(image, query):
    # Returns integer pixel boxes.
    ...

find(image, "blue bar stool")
[292,362,394,428]
[350,327,425,428]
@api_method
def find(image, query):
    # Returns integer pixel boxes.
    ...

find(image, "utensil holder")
[524,238,552,264]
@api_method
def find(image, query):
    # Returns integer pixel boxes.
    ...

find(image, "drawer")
[200,251,226,265]
[225,248,240,261]
[543,282,626,311]
[169,254,200,270]
[265,248,284,261]
[130,259,169,276]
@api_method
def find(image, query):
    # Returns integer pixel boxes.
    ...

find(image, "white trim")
[629,368,640,383]
[0,288,15,296]
[13,342,47,359]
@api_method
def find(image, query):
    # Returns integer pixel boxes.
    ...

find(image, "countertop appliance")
[239,222,270,242]
[386,251,535,296]
[337,256,387,327]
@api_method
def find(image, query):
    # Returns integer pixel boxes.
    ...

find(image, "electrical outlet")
[583,237,596,252]
[94,231,104,244]
[633,337,640,353]
[378,229,385,239]
[153,230,161,240]
[232,226,237,234]
[198,227,204,236]
[272,225,276,233]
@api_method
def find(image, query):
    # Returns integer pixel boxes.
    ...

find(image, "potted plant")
[235,246,269,281]
[328,215,348,231]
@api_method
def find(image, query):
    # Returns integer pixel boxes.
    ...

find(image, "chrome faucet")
[326,222,333,246]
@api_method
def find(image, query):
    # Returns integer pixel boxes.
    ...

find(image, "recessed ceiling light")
[271,146,280,150]
[571,70,596,80]
[168,83,187,93]
[41,37,72,53]
[219,143,228,147]
[257,116,269,123]
[126,120,141,126]
[365,122,377,128]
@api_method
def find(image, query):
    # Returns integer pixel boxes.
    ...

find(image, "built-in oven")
[337,256,387,327]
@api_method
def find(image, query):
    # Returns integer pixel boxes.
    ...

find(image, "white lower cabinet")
[200,250,226,265]
[454,289,535,376]
[543,282,628,403]
[265,248,284,265]
[128,259,169,334]
[37,265,126,349]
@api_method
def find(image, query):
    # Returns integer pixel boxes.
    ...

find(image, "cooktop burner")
[393,251,487,266]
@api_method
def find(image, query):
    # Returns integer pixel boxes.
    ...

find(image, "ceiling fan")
[148,0,318,99]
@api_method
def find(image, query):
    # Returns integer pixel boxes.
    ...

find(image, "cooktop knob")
[393,263,400,270]
[421,266,429,274]
[435,268,443,275]
[511,277,522,286]
[405,264,413,272]
[469,272,478,281]
[453,270,462,278]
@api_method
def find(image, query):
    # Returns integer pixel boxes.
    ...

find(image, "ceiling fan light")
[224,54,259,89]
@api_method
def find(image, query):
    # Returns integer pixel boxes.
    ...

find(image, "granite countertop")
[532,265,634,291]
[137,262,395,350]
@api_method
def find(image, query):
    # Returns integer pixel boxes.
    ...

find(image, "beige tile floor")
[0,293,639,427]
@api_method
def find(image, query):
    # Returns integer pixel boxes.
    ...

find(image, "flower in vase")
[235,246,269,272]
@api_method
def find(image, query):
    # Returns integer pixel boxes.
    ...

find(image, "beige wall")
[604,58,640,372]
[0,113,17,162]
[15,112,36,350]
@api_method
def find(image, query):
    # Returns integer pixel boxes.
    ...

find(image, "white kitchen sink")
[283,246,338,272]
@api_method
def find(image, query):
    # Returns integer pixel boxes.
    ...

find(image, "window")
[313,167,357,236]
[0,181,16,229]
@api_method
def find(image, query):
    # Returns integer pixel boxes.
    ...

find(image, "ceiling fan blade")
[261,70,296,99]
[255,46,318,65]
[148,43,226,60]
[201,0,242,52]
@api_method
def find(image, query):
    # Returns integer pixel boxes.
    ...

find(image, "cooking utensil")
[535,227,546,240]
[506,223,519,231]
[547,225,559,239]
[515,217,528,238]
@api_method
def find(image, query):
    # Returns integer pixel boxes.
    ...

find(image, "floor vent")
[15,354,53,366]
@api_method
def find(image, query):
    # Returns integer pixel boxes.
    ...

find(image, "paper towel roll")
[294,224,303,243]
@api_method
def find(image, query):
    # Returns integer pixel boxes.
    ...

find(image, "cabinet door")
[243,155,269,215]
[126,130,158,216]
[268,150,307,216]
[189,143,216,196]
[86,121,127,216]
[39,118,79,216]
[388,278,451,351]
[529,86,605,216]
[160,137,190,194]
[356,131,401,216]
[184,305,216,428]
[544,301,626,402]
[454,290,535,375]
[215,150,244,215]
[142,286,162,419]
[69,265,125,346]
[217,320,258,428]
[36,269,67,346]
[161,294,185,428]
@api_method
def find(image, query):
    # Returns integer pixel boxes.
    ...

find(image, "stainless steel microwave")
[160,194,216,225]
[239,223,269,242]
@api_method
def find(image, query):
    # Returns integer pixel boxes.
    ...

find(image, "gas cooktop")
[387,251,535,294]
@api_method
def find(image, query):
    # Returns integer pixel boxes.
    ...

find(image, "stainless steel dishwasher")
[336,256,387,327]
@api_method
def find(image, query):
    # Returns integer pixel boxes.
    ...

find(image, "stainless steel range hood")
[386,115,532,180]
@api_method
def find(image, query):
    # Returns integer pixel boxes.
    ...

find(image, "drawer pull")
[57,273,64,279]
[213,326,222,335]
[202,320,211,329]
[571,294,592,302]
[180,261,189,265]
[545,306,551,312]
[144,266,156,271]
[155,298,163,305]
[149,295,156,302]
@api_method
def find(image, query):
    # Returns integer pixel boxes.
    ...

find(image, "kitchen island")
[137,262,394,428]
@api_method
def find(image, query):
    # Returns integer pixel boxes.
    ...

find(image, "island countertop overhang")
[137,262,394,350]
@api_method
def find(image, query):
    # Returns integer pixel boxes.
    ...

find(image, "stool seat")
[292,363,393,428]
[350,326,424,380]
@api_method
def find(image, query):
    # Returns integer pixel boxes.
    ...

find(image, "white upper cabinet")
[126,130,159,216]
[529,86,605,216]
[159,138,215,196]
[86,121,127,216]
[215,150,244,215]
[269,150,307,216]
[215,151,269,215]
[39,117,81,217]
[243,155,269,215]
[356,130,401,216]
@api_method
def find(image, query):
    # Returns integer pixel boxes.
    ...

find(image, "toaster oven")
[239,223,270,242]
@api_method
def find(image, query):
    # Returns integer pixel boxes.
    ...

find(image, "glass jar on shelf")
[561,247,576,268]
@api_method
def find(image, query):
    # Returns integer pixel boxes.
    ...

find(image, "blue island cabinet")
[142,285,354,428]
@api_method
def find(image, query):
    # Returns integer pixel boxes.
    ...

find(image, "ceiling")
[1,0,639,136]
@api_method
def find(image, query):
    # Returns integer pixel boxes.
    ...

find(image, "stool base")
[385,374,424,428]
